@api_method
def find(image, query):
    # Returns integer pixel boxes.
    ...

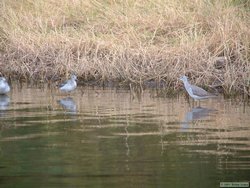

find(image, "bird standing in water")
[0,77,10,95]
[179,75,216,105]
[59,74,77,93]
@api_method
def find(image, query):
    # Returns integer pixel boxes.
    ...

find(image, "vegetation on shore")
[0,0,249,95]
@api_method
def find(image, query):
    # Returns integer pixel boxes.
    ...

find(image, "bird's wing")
[59,80,69,87]
[191,84,211,97]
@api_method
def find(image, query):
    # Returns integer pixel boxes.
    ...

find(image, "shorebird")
[59,74,77,93]
[179,75,216,102]
[0,77,10,95]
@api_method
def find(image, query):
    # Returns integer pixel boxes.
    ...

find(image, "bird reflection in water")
[181,107,216,129]
[0,94,10,110]
[0,94,10,116]
[57,97,77,113]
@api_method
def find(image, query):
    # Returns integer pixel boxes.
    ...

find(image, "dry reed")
[0,0,249,95]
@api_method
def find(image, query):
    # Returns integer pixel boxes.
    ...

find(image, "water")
[0,84,249,188]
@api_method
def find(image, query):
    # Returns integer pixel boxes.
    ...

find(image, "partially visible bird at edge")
[0,77,10,95]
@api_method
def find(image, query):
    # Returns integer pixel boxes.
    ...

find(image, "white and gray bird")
[179,75,216,100]
[59,74,77,92]
[0,77,10,95]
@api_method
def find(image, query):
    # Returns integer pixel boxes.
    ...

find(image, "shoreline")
[0,53,249,97]
[3,75,249,99]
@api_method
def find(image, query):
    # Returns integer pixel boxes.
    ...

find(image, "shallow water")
[0,84,249,187]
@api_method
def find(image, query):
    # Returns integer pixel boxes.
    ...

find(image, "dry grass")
[0,0,249,95]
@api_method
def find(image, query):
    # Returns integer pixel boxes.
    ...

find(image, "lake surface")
[0,84,249,188]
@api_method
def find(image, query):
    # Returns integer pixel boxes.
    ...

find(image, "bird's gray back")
[191,84,211,97]
[59,80,69,87]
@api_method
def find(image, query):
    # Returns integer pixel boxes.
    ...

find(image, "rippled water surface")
[0,84,249,187]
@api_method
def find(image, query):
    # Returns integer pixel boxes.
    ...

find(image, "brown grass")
[0,0,249,95]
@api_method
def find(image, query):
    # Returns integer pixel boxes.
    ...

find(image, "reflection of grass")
[0,0,249,95]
